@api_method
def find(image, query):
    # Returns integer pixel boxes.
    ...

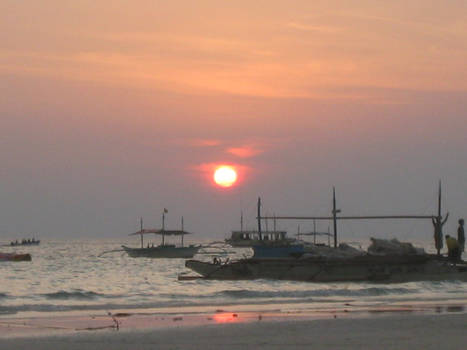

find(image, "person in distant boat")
[445,235,461,261]
[458,219,465,253]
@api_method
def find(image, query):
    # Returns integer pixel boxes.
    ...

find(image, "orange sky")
[1,1,466,238]
[2,1,467,99]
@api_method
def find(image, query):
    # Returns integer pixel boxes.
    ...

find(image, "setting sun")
[213,166,237,188]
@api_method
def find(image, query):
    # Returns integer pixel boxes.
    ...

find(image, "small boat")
[227,230,308,258]
[0,252,32,262]
[122,243,200,258]
[122,215,200,258]
[10,238,40,246]
[226,200,305,258]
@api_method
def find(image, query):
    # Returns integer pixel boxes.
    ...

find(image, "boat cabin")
[129,229,192,248]
[227,230,289,247]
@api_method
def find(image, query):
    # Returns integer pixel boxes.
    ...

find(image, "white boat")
[122,242,200,258]
[122,215,200,259]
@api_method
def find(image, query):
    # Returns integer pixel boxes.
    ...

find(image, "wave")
[2,291,466,316]
[42,290,106,300]
[0,299,196,315]
[161,287,417,301]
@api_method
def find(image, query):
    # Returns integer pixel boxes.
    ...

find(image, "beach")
[0,311,465,349]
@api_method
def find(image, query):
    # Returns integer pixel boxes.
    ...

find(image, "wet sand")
[0,305,465,349]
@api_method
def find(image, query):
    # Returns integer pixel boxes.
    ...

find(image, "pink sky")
[1,1,466,240]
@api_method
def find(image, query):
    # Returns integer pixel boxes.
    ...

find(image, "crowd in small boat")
[10,238,40,246]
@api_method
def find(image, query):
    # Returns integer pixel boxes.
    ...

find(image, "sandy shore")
[0,311,465,349]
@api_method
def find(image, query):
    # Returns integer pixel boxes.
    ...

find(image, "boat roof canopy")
[296,232,332,236]
[231,230,287,234]
[129,229,192,236]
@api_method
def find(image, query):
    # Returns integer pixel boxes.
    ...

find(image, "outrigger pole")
[259,187,436,249]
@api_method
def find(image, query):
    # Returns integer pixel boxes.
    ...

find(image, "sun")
[213,166,238,188]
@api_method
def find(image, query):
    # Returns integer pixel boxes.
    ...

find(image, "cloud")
[226,145,263,158]
[286,22,342,33]
[188,139,222,147]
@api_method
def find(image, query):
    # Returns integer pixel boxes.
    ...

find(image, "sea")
[1,239,466,319]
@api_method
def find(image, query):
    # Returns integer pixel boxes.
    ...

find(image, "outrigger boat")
[226,203,306,258]
[185,251,467,282]
[185,183,467,282]
[122,214,200,258]
[226,210,292,248]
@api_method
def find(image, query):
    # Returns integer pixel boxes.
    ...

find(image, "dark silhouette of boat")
[0,252,32,261]
[185,183,466,282]
[185,253,467,282]
[10,238,40,246]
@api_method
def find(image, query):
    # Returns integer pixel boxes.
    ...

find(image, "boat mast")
[240,210,243,232]
[140,217,144,248]
[162,209,166,246]
[181,216,184,247]
[332,187,340,248]
[313,219,317,244]
[438,180,442,219]
[257,197,262,240]
[433,180,449,256]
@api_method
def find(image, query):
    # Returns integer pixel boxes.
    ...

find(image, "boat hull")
[185,255,467,283]
[252,244,305,258]
[122,245,200,258]
[0,253,32,262]
[10,242,40,247]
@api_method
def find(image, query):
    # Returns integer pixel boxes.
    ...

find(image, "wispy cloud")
[286,22,342,33]
[226,145,263,158]
[189,139,222,147]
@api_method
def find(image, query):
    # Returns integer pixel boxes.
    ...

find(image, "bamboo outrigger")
[259,182,448,252]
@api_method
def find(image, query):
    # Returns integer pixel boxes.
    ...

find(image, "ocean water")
[1,240,466,318]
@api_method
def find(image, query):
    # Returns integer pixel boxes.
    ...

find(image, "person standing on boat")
[432,213,449,256]
[445,235,461,262]
[458,219,465,253]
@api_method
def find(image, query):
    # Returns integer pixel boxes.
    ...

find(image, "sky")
[1,1,466,243]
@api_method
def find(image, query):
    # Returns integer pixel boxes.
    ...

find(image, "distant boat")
[122,215,200,258]
[226,200,305,258]
[226,203,296,248]
[226,230,292,247]
[10,238,40,246]
[0,252,32,262]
